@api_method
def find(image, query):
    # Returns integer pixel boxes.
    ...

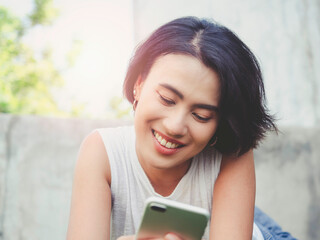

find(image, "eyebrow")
[160,83,184,99]
[194,104,219,112]
[159,83,219,112]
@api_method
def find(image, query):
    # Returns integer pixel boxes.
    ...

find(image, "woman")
[67,17,297,240]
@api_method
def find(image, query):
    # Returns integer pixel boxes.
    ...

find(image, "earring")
[133,90,138,111]
[133,99,138,110]
[209,136,218,147]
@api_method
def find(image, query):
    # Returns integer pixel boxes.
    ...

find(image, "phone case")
[135,197,210,240]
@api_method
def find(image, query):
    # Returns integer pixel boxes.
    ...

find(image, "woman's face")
[134,54,220,173]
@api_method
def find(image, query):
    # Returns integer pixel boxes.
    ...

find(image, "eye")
[192,112,212,122]
[158,92,175,106]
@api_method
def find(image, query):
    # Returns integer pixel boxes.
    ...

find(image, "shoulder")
[76,130,111,184]
[80,130,107,155]
[210,149,256,239]
[220,149,254,171]
[67,130,113,239]
[216,149,255,193]
[96,125,135,146]
[77,125,134,185]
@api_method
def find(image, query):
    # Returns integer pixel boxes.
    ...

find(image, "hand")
[117,233,183,240]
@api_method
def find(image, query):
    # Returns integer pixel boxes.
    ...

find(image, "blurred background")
[0,0,319,240]
[0,0,135,119]
[1,0,319,125]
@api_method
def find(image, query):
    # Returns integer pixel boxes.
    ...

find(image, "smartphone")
[135,197,210,240]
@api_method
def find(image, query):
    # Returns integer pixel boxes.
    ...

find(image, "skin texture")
[66,54,256,240]
[133,54,220,196]
[66,131,112,240]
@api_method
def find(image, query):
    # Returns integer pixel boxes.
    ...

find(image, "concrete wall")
[0,113,319,240]
[0,114,130,240]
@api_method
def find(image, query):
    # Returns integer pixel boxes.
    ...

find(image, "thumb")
[164,233,182,240]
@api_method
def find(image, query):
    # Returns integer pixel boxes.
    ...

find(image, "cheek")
[192,123,218,145]
[134,95,162,123]
[137,89,165,114]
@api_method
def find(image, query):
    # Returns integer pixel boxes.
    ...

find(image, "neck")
[142,159,192,197]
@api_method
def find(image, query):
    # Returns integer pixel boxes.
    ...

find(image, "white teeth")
[153,131,180,149]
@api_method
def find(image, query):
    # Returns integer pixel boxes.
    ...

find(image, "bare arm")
[67,131,112,240]
[209,150,256,240]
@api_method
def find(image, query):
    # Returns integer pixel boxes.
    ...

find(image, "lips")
[152,130,185,149]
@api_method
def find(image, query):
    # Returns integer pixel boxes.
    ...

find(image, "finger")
[164,233,182,240]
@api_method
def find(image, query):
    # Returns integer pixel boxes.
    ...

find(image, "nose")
[162,110,188,137]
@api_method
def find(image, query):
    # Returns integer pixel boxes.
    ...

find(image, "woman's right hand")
[117,233,183,240]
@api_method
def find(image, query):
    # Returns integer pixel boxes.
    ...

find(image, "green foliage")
[29,0,59,26]
[66,39,83,67]
[109,96,132,119]
[0,0,128,119]
[0,0,78,116]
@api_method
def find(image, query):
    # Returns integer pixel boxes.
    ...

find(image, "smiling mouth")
[152,130,184,149]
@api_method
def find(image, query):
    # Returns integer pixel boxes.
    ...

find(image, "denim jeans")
[254,207,298,240]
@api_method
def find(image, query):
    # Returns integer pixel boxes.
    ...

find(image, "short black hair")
[123,16,277,156]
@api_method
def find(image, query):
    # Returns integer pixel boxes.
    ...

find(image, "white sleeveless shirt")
[97,125,263,240]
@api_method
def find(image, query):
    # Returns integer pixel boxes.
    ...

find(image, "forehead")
[144,54,220,102]
[151,53,207,73]
[148,53,218,80]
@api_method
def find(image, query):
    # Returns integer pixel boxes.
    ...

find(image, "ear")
[133,75,144,100]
